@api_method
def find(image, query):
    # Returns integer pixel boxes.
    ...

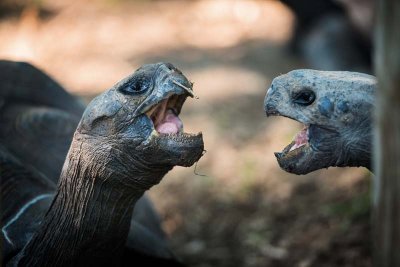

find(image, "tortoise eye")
[293,89,316,106]
[120,76,151,95]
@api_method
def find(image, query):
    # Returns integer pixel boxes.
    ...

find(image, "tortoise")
[264,69,375,174]
[0,60,204,266]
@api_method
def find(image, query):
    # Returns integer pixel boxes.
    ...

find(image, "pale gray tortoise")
[0,61,204,266]
[264,69,375,174]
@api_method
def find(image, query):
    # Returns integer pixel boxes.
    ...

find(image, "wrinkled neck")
[336,123,373,171]
[342,150,372,171]
[17,141,144,267]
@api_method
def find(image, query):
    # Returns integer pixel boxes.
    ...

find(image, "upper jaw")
[136,78,193,116]
[265,104,311,127]
[265,109,280,117]
[264,96,278,117]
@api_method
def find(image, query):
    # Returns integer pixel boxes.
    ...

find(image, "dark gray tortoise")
[0,60,204,266]
[264,69,375,175]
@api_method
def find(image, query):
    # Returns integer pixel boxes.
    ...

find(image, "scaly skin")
[264,69,375,175]
[6,62,203,266]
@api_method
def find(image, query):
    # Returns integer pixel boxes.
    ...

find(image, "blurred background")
[0,0,373,266]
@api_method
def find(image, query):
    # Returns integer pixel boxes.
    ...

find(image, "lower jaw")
[275,142,309,161]
[152,129,202,139]
[157,133,204,167]
[274,147,311,175]
[147,129,203,146]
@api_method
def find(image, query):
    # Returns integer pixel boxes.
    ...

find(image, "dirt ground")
[0,0,372,266]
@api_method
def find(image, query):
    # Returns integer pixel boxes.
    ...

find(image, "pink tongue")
[289,127,308,152]
[295,128,308,145]
[156,110,183,134]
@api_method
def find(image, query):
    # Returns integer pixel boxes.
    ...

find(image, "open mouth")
[275,123,310,160]
[287,125,309,152]
[143,78,202,139]
[146,94,186,135]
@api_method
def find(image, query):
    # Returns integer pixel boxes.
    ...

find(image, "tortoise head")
[264,69,375,174]
[73,63,203,188]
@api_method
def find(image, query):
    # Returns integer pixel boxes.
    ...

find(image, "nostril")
[165,63,175,71]
[265,103,278,116]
